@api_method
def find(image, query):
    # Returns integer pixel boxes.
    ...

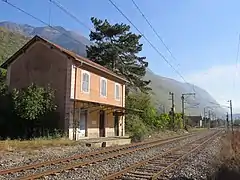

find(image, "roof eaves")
[73,56,128,83]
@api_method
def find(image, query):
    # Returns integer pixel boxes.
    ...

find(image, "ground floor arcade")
[68,100,125,140]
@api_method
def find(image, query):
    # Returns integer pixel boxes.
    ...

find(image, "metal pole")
[181,93,195,130]
[169,92,175,131]
[171,92,175,131]
[203,107,206,128]
[230,100,234,134]
[226,112,229,131]
[208,110,211,129]
[181,95,185,128]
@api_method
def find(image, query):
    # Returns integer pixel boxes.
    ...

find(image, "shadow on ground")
[168,167,240,180]
[169,178,194,180]
[207,166,240,180]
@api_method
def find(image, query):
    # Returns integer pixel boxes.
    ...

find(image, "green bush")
[0,82,58,139]
[125,114,149,142]
[12,83,57,120]
[155,113,171,130]
[125,92,186,140]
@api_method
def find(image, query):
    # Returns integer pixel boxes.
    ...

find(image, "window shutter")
[82,73,89,92]
[100,78,107,96]
[115,84,120,100]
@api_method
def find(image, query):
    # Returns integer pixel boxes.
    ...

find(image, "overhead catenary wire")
[49,0,92,31]
[109,0,226,107]
[232,33,240,98]
[130,0,200,99]
[131,0,180,67]
[108,0,188,84]
[110,0,230,115]
[109,0,229,111]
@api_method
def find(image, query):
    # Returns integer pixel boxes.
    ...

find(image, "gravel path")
[45,130,217,180]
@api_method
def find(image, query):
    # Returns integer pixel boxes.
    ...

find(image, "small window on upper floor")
[100,77,107,97]
[115,83,120,100]
[81,70,90,93]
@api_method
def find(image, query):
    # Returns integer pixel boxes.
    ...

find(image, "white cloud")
[185,64,240,113]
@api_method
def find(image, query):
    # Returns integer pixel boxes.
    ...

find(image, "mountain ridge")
[0,21,225,116]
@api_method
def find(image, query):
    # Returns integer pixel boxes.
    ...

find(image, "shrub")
[12,83,57,120]
[125,114,149,142]
[0,82,58,139]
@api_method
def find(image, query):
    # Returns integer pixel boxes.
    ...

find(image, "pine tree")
[87,17,151,93]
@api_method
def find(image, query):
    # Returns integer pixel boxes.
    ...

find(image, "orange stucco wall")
[70,65,125,108]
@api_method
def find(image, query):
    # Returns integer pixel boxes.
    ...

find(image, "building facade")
[1,35,127,140]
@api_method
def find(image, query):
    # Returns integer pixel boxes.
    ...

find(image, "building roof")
[0,35,127,83]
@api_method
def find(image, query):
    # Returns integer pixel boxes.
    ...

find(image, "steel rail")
[102,130,221,180]
[15,132,201,180]
[0,133,198,177]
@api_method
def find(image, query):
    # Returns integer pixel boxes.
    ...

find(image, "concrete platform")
[78,136,131,148]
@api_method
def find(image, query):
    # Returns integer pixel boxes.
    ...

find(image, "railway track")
[103,130,222,180]
[0,130,215,180]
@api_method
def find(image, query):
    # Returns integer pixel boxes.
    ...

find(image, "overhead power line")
[131,0,180,67]
[232,33,240,96]
[49,0,92,31]
[108,0,229,111]
[108,0,188,84]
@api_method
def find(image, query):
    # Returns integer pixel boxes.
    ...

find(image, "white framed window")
[81,70,90,93]
[100,77,107,97]
[115,83,120,100]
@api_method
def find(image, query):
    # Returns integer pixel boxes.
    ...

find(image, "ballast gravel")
[162,132,222,180]
[46,131,217,180]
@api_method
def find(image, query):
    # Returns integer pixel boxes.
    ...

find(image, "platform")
[78,136,131,148]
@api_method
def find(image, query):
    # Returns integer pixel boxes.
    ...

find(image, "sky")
[1,0,240,113]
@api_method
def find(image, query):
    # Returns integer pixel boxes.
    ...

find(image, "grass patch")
[0,137,78,152]
[208,130,240,180]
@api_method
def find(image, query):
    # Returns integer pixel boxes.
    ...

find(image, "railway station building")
[0,35,127,140]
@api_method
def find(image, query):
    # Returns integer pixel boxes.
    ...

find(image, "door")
[114,115,119,136]
[99,110,105,137]
[79,109,87,137]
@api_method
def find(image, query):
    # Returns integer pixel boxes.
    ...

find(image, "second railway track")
[0,130,218,180]
[103,130,222,180]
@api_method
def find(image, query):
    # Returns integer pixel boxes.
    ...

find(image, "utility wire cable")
[49,0,92,31]
[131,0,197,96]
[131,0,180,67]
[108,0,228,112]
[232,33,240,98]
[108,0,187,84]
